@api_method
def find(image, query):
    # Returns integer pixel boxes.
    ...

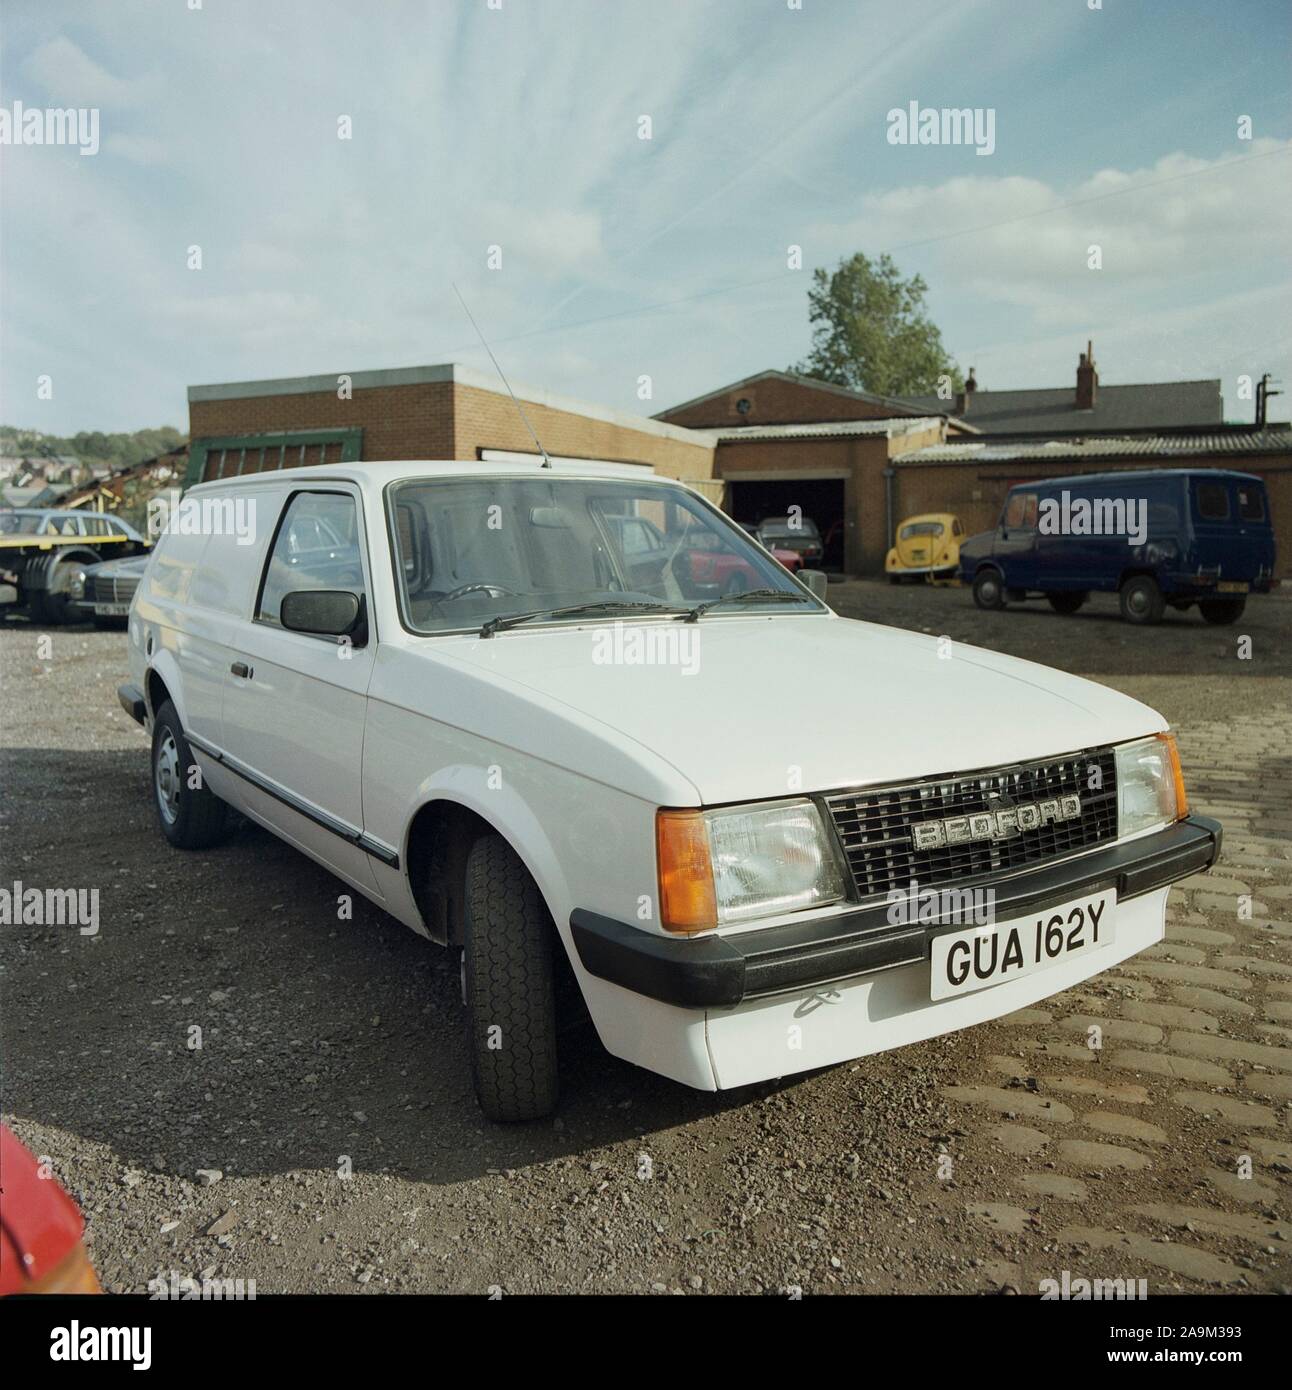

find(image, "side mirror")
[800,569,829,600]
[281,589,364,639]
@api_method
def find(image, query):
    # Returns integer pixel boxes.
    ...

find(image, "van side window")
[1003,492,1037,530]
[1196,482,1229,520]
[256,491,366,628]
[1237,485,1266,522]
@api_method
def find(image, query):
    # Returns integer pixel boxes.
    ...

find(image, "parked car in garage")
[0,508,149,624]
[118,458,1218,1121]
[752,515,824,567]
[959,469,1276,624]
[739,523,804,574]
[886,512,964,583]
[70,551,152,627]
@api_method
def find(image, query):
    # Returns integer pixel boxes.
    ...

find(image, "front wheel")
[1047,592,1087,615]
[462,834,560,1122]
[972,569,1006,610]
[1199,597,1246,625]
[151,700,229,848]
[1119,575,1165,625]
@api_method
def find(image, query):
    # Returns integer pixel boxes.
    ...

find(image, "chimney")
[954,366,977,416]
[1076,340,1098,410]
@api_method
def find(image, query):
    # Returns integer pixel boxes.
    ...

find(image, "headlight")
[68,567,87,600]
[1116,733,1188,839]
[656,799,845,933]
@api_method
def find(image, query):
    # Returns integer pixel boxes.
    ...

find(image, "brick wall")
[659,376,919,429]
[189,381,457,460]
[451,383,715,482]
[188,377,716,485]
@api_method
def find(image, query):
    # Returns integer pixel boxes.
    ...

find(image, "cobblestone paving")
[933,682,1292,1290]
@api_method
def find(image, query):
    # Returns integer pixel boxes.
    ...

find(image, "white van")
[119,460,1220,1120]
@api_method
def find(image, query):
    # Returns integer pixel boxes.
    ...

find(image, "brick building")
[186,348,1292,578]
[186,363,716,497]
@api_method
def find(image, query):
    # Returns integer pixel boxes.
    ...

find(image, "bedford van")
[959,468,1276,624]
[118,460,1219,1120]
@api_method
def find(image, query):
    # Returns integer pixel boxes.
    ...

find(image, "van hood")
[438,613,1166,805]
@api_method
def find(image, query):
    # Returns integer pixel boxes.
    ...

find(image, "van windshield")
[387,476,817,634]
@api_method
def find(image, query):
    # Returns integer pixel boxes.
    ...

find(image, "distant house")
[895,344,1224,437]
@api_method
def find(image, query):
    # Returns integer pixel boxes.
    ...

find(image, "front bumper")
[118,683,146,727]
[571,814,1221,1008]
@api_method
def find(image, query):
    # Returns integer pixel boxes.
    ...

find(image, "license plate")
[1216,581,1247,594]
[930,891,1115,1000]
[94,602,131,617]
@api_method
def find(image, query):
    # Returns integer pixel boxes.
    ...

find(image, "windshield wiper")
[480,599,691,638]
[681,588,812,622]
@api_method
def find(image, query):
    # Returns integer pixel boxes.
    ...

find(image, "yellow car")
[885,512,964,584]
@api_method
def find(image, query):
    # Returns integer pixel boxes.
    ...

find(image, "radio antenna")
[451,282,552,468]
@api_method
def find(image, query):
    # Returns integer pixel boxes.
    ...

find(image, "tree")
[793,252,962,397]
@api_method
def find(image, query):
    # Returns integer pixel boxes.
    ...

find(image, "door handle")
[230,661,253,679]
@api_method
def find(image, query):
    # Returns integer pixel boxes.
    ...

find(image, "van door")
[220,486,384,895]
[995,489,1039,588]
[1189,474,1274,585]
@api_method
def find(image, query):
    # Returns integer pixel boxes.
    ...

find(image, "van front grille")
[824,748,1118,901]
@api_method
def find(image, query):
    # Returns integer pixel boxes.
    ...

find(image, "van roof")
[1010,468,1264,491]
[183,457,680,497]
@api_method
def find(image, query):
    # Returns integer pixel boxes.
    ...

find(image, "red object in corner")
[0,1124,93,1294]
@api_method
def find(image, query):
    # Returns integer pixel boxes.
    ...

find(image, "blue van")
[958,469,1277,625]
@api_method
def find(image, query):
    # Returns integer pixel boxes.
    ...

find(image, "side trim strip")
[185,731,400,870]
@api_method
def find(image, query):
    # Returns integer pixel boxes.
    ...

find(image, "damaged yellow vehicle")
[886,512,964,584]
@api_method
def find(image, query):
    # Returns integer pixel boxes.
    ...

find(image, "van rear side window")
[1237,485,1266,522]
[1195,482,1229,520]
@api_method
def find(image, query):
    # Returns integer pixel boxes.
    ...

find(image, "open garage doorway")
[727,476,848,572]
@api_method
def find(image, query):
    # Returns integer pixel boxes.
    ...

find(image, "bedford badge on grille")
[911,792,1082,851]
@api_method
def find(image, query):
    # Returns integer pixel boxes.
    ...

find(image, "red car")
[0,1125,100,1294]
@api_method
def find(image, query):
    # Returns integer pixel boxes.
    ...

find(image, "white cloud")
[22,36,140,108]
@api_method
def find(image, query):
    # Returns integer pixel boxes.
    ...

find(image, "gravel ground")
[2,581,1290,1296]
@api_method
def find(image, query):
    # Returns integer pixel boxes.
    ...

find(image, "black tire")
[93,614,128,630]
[1119,575,1165,625]
[1047,592,1087,615]
[1199,597,1246,625]
[28,590,62,625]
[972,568,1006,610]
[150,700,229,849]
[462,834,559,1122]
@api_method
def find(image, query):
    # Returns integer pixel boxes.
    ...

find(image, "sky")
[1,0,1290,436]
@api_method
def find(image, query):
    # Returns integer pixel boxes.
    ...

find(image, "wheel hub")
[155,730,181,824]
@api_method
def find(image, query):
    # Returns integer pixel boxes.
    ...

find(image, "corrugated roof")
[712,416,951,443]
[901,428,1292,465]
[897,381,1223,435]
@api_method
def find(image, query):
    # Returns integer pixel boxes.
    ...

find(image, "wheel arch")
[144,652,185,729]
[400,785,571,951]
